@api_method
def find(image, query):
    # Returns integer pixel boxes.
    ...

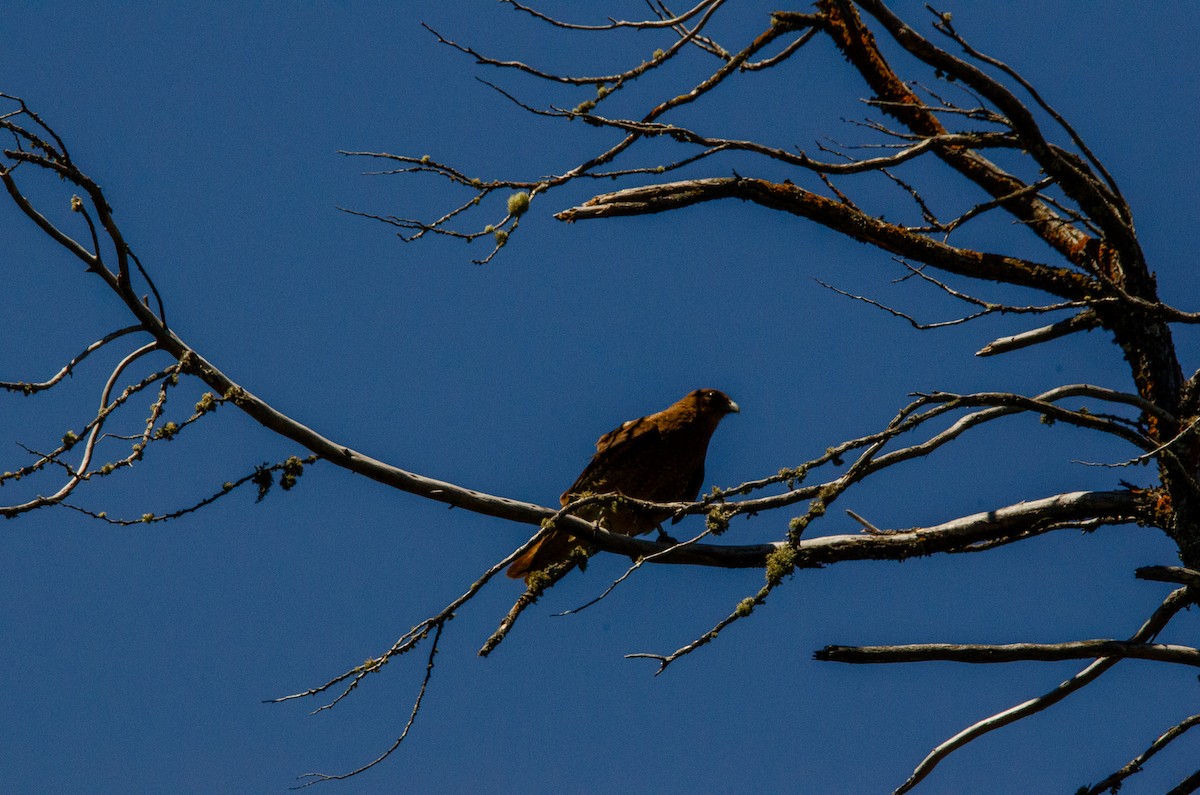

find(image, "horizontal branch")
[1136,565,1200,591]
[585,489,1145,575]
[573,110,1015,174]
[816,640,1200,667]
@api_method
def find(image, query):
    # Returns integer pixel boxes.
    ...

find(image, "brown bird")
[507,388,740,582]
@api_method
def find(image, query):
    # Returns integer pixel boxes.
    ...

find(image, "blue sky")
[2,2,1199,793]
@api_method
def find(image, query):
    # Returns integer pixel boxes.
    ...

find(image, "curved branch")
[0,342,158,517]
[1,169,102,271]
[0,325,145,393]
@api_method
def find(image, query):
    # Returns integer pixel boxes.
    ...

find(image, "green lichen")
[61,430,79,448]
[734,597,756,617]
[280,455,305,490]
[506,191,530,217]
[154,421,179,441]
[764,544,798,586]
[705,505,734,535]
[493,229,509,247]
[194,392,217,415]
[525,568,552,594]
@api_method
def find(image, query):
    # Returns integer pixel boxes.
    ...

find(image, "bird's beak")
[728,400,740,414]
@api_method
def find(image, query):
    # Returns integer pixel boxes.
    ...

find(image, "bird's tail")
[505,531,578,581]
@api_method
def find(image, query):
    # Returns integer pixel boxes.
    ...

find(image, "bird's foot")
[655,526,679,545]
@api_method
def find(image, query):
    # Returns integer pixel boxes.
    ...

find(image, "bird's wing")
[593,414,658,453]
[563,415,664,502]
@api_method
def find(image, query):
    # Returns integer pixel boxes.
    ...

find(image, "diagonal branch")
[1081,713,1200,795]
[820,0,1129,275]
[891,586,1197,794]
[848,0,1136,261]
[556,176,1097,300]
[975,309,1099,357]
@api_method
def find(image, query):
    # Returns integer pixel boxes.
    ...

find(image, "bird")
[507,388,739,583]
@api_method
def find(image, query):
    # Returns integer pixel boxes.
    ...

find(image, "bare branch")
[742,28,819,71]
[0,325,145,394]
[423,0,727,87]
[1076,415,1200,470]
[556,523,724,617]
[976,309,1099,356]
[63,455,319,526]
[844,0,1138,267]
[1136,566,1200,591]
[1081,713,1200,795]
[1167,768,1200,795]
[927,5,1129,217]
[815,276,1091,332]
[294,623,443,788]
[1,342,159,517]
[817,640,1200,667]
[556,176,1097,300]
[502,0,724,31]
[892,586,1196,794]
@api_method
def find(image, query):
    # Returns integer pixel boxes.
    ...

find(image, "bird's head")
[689,388,740,418]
